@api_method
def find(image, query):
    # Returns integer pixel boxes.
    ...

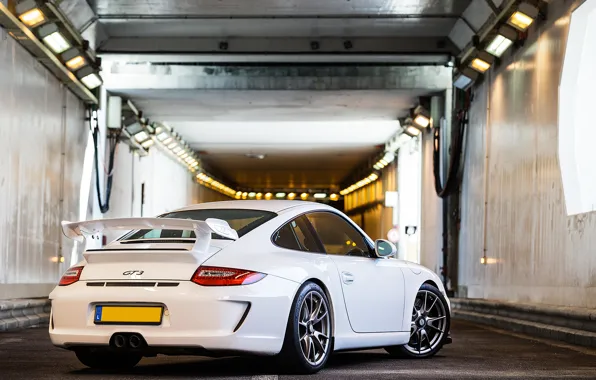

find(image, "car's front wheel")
[386,283,450,359]
[75,349,142,370]
[279,281,332,374]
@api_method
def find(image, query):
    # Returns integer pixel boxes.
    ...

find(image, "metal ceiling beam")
[101,64,453,91]
[98,36,458,56]
[99,53,453,65]
[95,14,464,20]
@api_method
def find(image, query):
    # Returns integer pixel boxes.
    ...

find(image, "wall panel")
[459,0,596,307]
[0,35,87,299]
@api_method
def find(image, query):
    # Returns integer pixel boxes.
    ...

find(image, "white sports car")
[50,200,451,374]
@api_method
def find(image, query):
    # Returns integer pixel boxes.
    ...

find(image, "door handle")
[341,271,354,284]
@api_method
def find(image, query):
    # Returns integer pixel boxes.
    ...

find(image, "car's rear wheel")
[385,283,450,359]
[278,281,332,374]
[75,349,142,370]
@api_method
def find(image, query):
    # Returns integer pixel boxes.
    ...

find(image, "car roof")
[172,200,336,214]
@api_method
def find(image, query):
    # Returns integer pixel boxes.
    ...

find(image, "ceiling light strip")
[340,173,379,196]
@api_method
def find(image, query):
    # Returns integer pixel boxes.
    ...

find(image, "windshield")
[119,209,277,241]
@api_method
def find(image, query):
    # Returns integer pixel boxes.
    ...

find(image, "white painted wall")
[420,131,443,276]
[458,0,596,308]
[0,32,88,299]
[559,0,596,216]
[397,138,422,263]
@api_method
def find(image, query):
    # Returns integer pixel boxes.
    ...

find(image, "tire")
[75,349,142,370]
[278,281,333,374]
[385,283,450,359]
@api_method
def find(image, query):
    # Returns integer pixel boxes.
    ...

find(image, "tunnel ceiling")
[85,0,493,190]
[112,89,425,190]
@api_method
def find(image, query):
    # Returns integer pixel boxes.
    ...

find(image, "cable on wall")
[432,92,469,198]
[87,107,121,214]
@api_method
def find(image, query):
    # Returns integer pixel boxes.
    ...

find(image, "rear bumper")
[48,275,299,355]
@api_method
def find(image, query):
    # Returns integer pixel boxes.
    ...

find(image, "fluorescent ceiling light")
[507,3,539,31]
[16,1,47,28]
[275,192,286,198]
[470,58,491,73]
[414,115,430,128]
[167,142,177,149]
[76,66,102,89]
[141,139,154,149]
[19,9,46,28]
[38,23,71,54]
[485,26,518,57]
[453,67,479,90]
[62,48,88,71]
[406,126,421,136]
[134,131,149,142]
[157,132,169,141]
[314,193,327,199]
[382,152,395,163]
[486,35,513,57]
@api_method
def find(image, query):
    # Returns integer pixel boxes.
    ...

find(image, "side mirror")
[375,239,396,258]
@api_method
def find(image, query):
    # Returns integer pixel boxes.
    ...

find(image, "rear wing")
[61,217,238,253]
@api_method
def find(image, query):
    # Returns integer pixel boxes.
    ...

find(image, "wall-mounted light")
[16,0,47,28]
[485,25,518,57]
[61,47,88,71]
[300,193,309,200]
[265,192,273,200]
[133,131,149,143]
[507,2,539,31]
[469,51,495,74]
[404,124,422,137]
[314,193,327,199]
[275,192,286,198]
[340,173,379,196]
[76,66,102,89]
[37,23,71,54]
[330,193,339,201]
[373,151,395,170]
[453,67,480,90]
[412,105,431,128]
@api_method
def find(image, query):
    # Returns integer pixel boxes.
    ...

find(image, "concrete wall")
[398,137,423,264]
[0,32,88,299]
[458,0,596,308]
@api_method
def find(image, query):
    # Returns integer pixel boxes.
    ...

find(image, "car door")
[305,212,405,333]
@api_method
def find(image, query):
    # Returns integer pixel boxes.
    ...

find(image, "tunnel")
[1,0,596,378]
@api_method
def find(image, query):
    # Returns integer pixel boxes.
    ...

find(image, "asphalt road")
[1,320,596,379]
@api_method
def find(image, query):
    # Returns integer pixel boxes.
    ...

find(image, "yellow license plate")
[94,305,163,325]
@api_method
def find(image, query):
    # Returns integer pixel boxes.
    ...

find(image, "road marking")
[251,376,278,380]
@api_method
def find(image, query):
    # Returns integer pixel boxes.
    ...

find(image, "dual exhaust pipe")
[112,333,144,349]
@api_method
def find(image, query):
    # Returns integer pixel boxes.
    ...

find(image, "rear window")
[119,209,277,241]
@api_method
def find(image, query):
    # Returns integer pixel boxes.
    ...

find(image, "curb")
[0,298,50,332]
[451,298,596,348]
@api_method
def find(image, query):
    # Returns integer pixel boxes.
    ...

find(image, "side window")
[306,212,371,257]
[272,224,301,251]
[272,216,321,253]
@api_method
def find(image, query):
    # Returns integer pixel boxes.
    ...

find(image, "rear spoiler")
[61,217,238,253]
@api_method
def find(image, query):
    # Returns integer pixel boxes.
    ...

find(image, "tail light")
[191,266,266,286]
[59,266,84,286]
